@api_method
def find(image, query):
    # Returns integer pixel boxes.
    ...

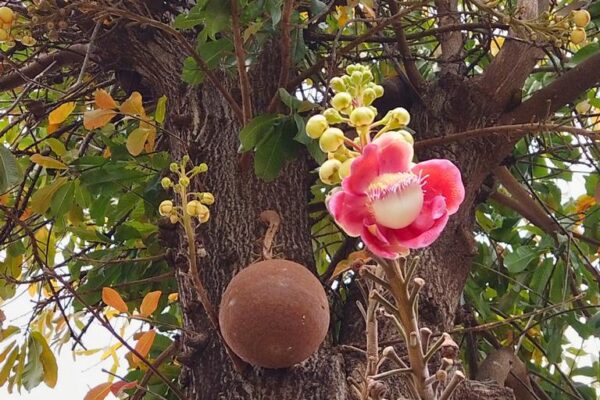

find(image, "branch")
[502,51,600,124]
[0,44,89,91]
[231,0,253,123]
[476,0,545,108]
[267,0,295,113]
[386,0,425,90]
[131,338,181,400]
[414,122,599,149]
[434,0,465,75]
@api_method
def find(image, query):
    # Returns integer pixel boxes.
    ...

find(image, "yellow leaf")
[31,332,58,388]
[48,102,76,125]
[490,36,505,57]
[30,177,67,214]
[83,109,117,130]
[84,382,112,400]
[102,287,129,314]
[74,348,102,357]
[126,127,150,156]
[167,292,179,303]
[46,123,59,134]
[30,154,67,169]
[94,89,117,110]
[120,91,145,116]
[132,330,156,367]
[0,346,18,385]
[140,290,161,317]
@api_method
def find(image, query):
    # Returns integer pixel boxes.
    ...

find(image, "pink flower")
[326,133,465,259]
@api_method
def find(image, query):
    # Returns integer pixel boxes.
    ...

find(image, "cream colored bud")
[319,159,342,185]
[306,114,329,139]
[319,128,345,152]
[159,200,173,216]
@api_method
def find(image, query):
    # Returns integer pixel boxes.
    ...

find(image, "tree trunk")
[101,21,515,400]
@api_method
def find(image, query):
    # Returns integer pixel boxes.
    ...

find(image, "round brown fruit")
[219,259,329,369]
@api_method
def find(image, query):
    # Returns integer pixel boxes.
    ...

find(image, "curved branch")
[502,51,600,124]
[0,44,89,91]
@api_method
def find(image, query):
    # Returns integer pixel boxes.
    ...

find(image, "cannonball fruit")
[219,259,329,369]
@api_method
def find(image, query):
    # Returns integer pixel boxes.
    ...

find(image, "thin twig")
[230,0,253,122]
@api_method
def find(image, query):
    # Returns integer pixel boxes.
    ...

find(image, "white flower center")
[368,173,424,229]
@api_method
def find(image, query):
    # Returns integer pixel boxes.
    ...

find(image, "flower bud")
[169,162,179,172]
[362,88,377,105]
[198,208,210,223]
[385,130,414,145]
[159,200,173,216]
[572,10,590,27]
[576,100,591,114]
[319,128,345,152]
[179,176,190,187]
[161,177,172,189]
[361,70,373,84]
[319,159,342,185]
[331,92,352,111]
[169,215,179,224]
[346,64,359,74]
[384,107,411,128]
[200,192,215,205]
[339,157,354,179]
[329,77,346,93]
[350,107,375,127]
[306,114,329,139]
[323,108,344,124]
[570,28,586,45]
[351,71,363,85]
[186,200,208,218]
[373,85,384,98]
[197,163,208,173]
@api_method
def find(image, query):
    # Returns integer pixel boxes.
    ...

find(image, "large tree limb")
[475,0,545,109]
[434,0,465,75]
[502,51,600,124]
[0,44,89,91]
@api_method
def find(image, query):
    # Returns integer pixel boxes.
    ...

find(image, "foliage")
[0,0,598,399]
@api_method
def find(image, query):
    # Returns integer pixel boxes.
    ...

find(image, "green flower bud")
[385,107,411,128]
[329,77,346,93]
[169,162,179,172]
[386,130,414,145]
[373,85,384,98]
[319,127,345,152]
[346,65,359,75]
[186,200,208,218]
[350,107,375,127]
[306,114,329,139]
[197,163,208,173]
[200,192,215,205]
[179,176,190,187]
[339,157,355,179]
[351,71,363,85]
[362,88,376,105]
[361,70,373,84]
[323,108,344,124]
[319,159,342,185]
[331,92,353,111]
[161,177,172,189]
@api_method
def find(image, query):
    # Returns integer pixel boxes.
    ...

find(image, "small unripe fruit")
[319,159,342,185]
[570,28,586,45]
[572,10,590,27]
[339,157,354,179]
[350,107,375,127]
[169,162,179,172]
[161,177,172,189]
[323,108,344,124]
[331,92,352,111]
[159,200,173,216]
[329,77,346,92]
[305,114,329,139]
[179,176,190,187]
[319,128,345,152]
[0,7,14,23]
[219,259,329,369]
[197,163,208,173]
[199,192,215,205]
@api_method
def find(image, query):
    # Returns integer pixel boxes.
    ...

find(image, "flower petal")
[361,225,408,259]
[327,190,369,237]
[373,133,413,174]
[393,212,449,249]
[412,159,464,214]
[342,144,379,195]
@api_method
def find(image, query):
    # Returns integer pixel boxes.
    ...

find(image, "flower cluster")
[159,156,214,225]
[307,65,465,259]
[0,6,36,47]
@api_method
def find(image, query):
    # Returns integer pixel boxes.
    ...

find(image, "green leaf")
[22,335,44,391]
[0,146,22,193]
[155,95,167,124]
[45,138,67,157]
[30,177,68,215]
[197,38,233,69]
[571,42,600,65]
[504,246,542,274]
[239,114,280,151]
[254,119,301,181]
[172,2,208,29]
[182,57,204,85]
[49,181,75,218]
